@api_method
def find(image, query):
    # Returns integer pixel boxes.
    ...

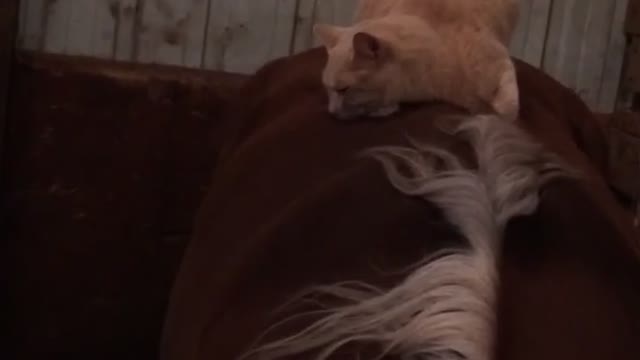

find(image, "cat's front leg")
[492,62,519,121]
[369,103,400,118]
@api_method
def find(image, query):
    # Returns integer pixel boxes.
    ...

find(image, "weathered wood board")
[201,0,298,73]
[509,0,552,67]
[543,0,629,112]
[136,0,209,67]
[15,0,632,111]
[292,0,358,53]
[627,0,640,35]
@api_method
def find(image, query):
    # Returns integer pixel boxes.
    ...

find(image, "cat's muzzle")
[328,103,399,121]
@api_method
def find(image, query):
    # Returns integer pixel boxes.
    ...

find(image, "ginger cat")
[314,0,520,121]
[355,0,519,46]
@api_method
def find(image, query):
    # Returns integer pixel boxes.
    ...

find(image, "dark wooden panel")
[624,37,640,93]
[627,0,640,35]
[603,112,640,205]
[0,0,18,163]
[2,52,246,360]
[617,36,640,111]
[0,1,19,358]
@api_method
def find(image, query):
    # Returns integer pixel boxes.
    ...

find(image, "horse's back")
[161,48,640,360]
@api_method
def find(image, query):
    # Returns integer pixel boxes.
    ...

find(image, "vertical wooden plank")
[542,0,569,84]
[114,0,139,61]
[89,1,119,58]
[518,0,552,67]
[63,0,119,58]
[0,0,19,165]
[292,0,357,53]
[42,0,73,53]
[626,0,640,35]
[65,0,95,56]
[574,1,617,107]
[21,0,46,50]
[203,0,298,73]
[136,0,210,67]
[181,0,211,67]
[543,0,588,88]
[621,37,640,101]
[509,0,532,60]
[17,0,28,47]
[16,0,138,65]
[23,0,125,60]
[543,0,628,110]
[542,0,617,107]
[598,0,630,112]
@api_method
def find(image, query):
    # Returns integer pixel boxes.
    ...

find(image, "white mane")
[241,115,572,360]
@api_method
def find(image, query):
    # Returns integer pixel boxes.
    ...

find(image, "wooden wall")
[1,0,19,163]
[618,0,640,110]
[17,0,629,112]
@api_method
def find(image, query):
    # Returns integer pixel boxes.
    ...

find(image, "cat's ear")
[353,32,390,63]
[313,24,343,49]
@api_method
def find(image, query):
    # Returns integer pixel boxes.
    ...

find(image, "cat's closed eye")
[334,86,350,94]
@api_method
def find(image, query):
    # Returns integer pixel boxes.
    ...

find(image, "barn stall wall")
[4,2,639,360]
[17,0,629,112]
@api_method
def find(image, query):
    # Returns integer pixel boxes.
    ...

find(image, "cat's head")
[314,24,398,120]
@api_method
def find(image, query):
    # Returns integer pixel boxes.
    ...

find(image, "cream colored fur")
[240,115,573,360]
[355,0,519,45]
[314,0,520,121]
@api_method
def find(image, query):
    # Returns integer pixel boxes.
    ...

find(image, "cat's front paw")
[368,104,400,118]
[492,62,520,121]
[492,93,519,121]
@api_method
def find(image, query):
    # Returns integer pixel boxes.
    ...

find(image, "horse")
[159,47,640,360]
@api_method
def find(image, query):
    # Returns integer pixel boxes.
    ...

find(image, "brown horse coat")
[160,48,640,360]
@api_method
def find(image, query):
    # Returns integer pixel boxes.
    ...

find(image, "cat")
[314,0,520,121]
[354,0,519,46]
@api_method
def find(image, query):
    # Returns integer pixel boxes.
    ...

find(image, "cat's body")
[314,0,520,121]
[355,0,519,45]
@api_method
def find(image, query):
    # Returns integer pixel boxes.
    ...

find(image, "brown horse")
[159,48,640,360]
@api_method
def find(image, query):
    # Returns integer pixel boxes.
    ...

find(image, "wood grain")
[509,0,552,67]
[42,0,73,53]
[114,0,139,61]
[598,0,630,111]
[543,0,628,111]
[19,0,46,50]
[292,0,358,53]
[626,0,640,35]
[136,0,210,67]
[202,0,297,73]
[14,0,632,110]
